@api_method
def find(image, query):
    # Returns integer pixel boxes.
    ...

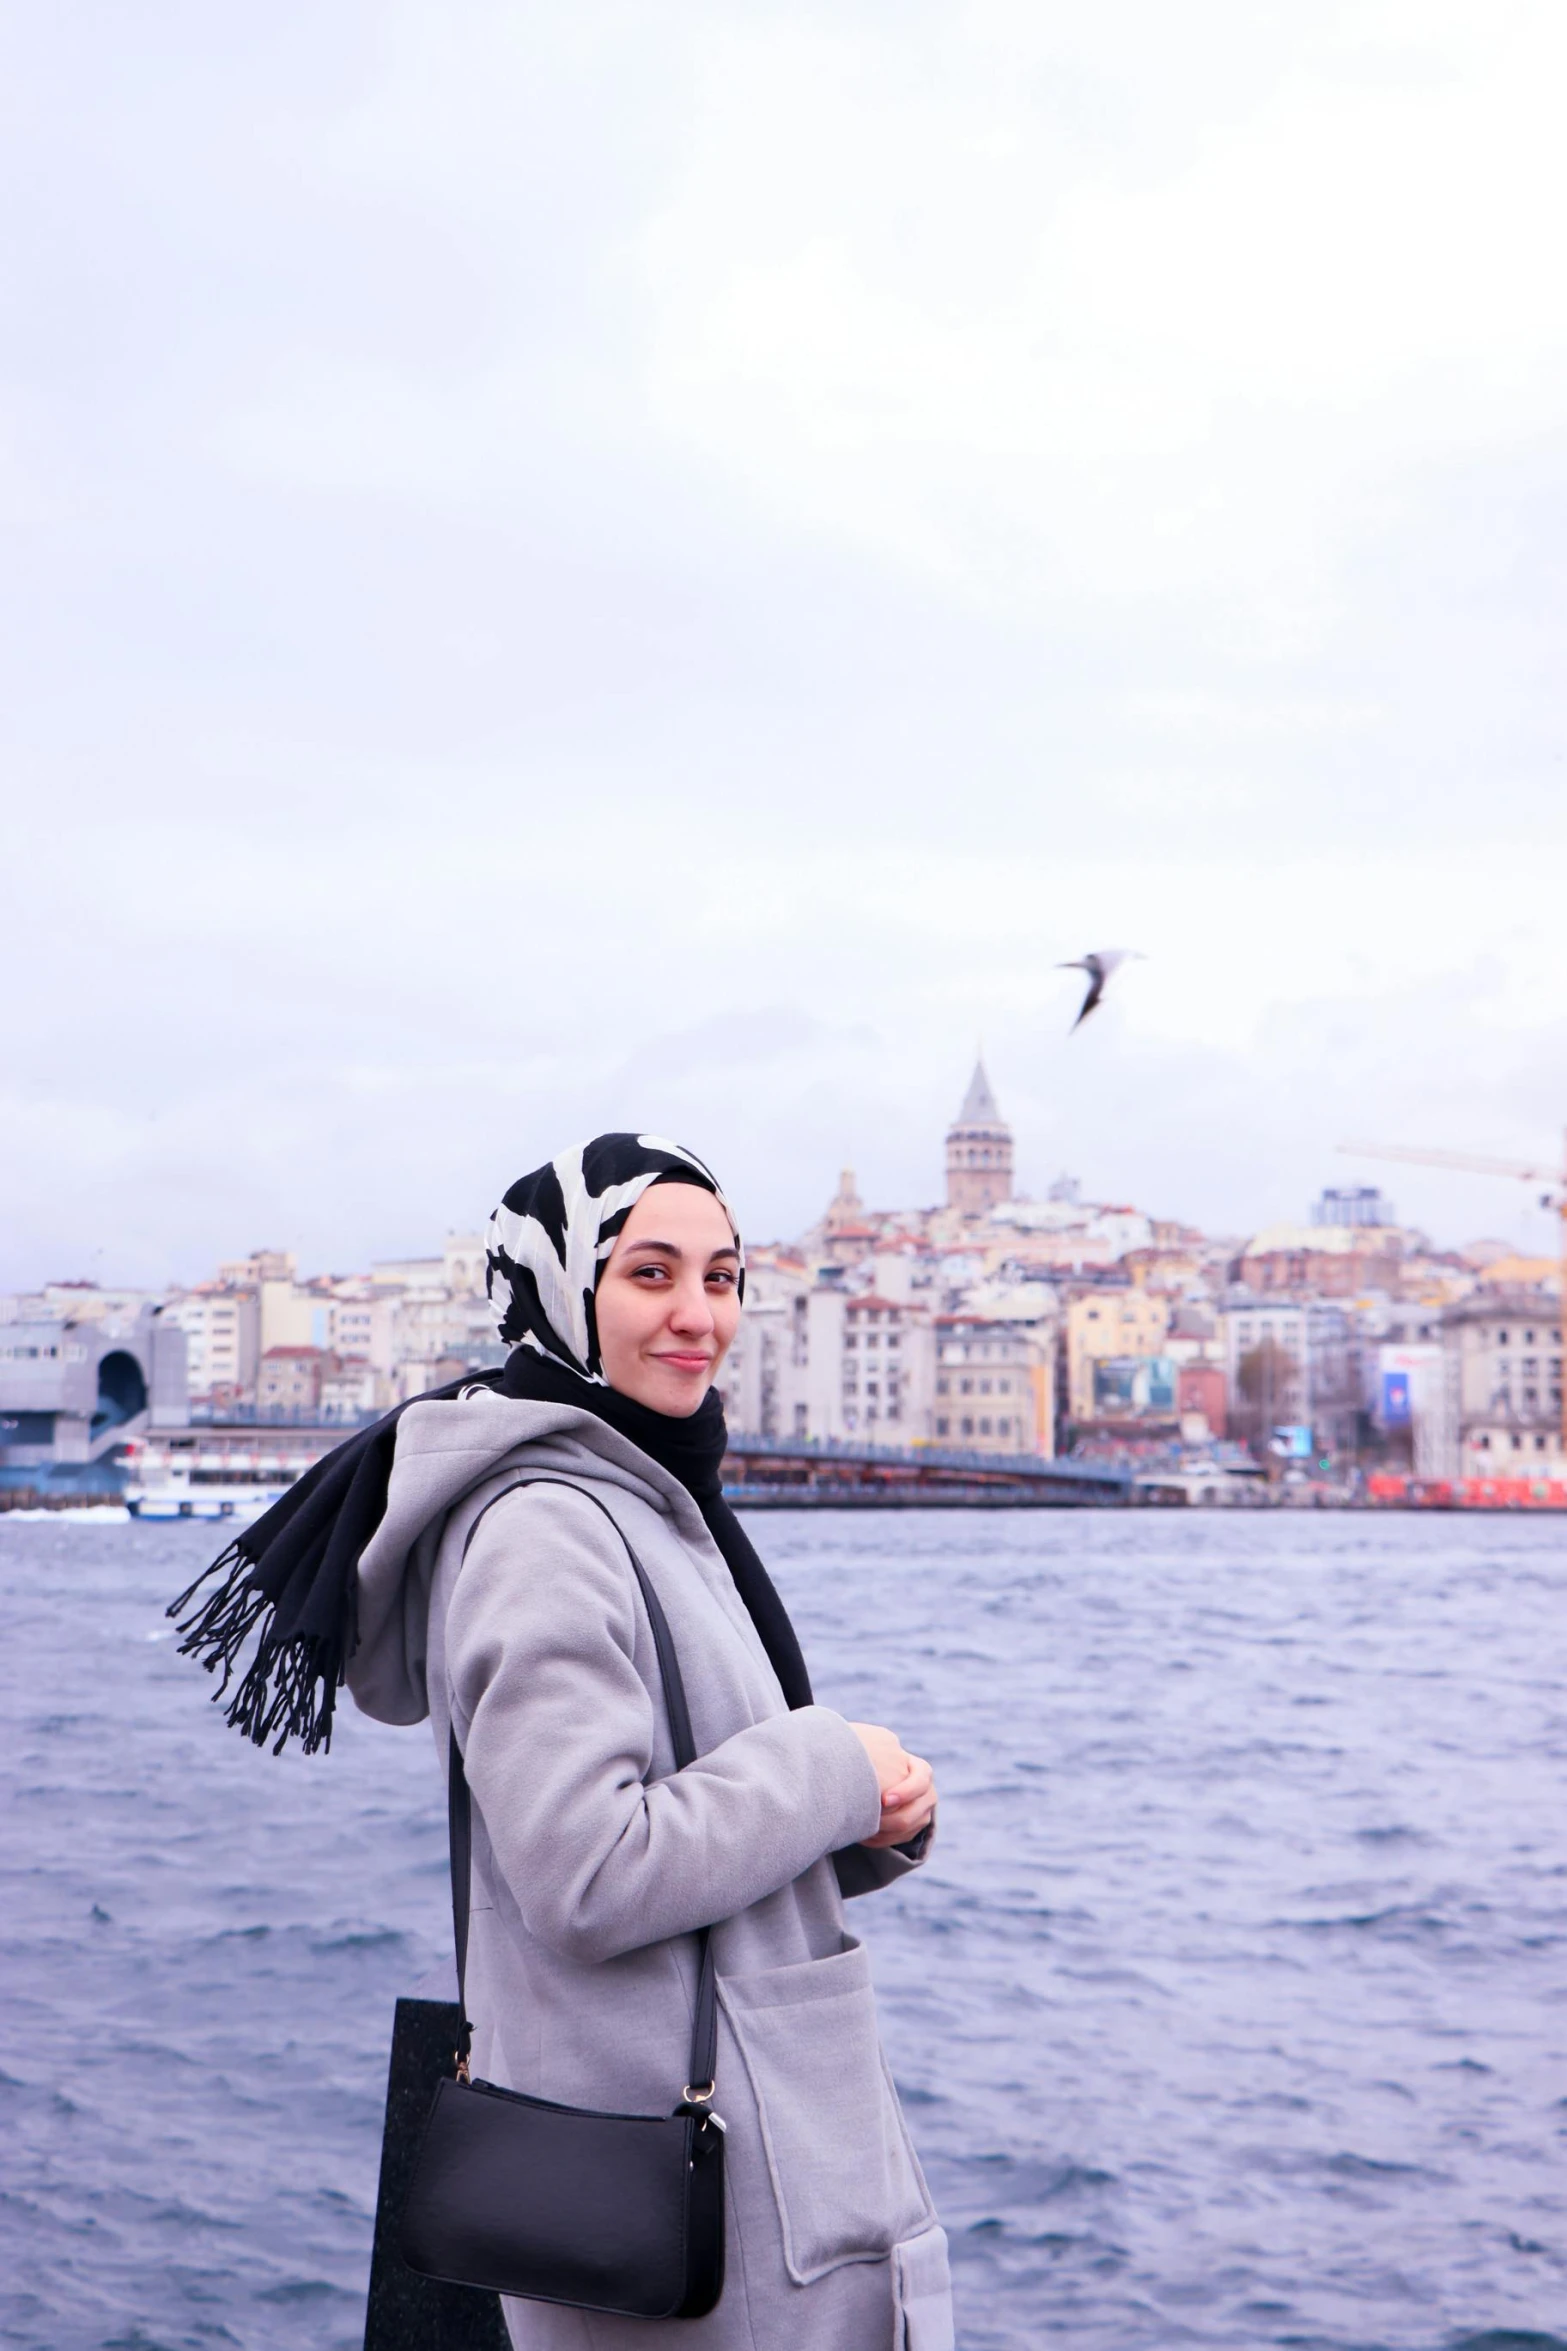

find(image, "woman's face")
[594,1182,742,1416]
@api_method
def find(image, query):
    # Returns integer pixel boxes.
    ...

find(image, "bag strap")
[447,1477,719,2109]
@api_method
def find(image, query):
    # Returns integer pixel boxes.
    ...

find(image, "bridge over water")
[722,1433,1132,1507]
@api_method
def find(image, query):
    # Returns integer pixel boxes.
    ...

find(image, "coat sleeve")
[446,1483,885,1964]
[831,1819,935,1901]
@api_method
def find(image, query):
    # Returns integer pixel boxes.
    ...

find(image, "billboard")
[1092,1357,1139,1412]
[1374,1343,1441,1431]
[1092,1355,1179,1415]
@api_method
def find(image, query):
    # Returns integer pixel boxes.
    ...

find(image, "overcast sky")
[4,1,1565,1288]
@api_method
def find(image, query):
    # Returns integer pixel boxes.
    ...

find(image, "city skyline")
[6,1054,1561,1498]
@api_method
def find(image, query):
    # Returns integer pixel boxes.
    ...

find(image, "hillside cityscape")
[2,1061,1562,1506]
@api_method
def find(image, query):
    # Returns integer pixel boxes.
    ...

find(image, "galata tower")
[945,1059,1013,1215]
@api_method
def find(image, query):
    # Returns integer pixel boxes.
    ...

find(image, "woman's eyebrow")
[621,1238,740,1264]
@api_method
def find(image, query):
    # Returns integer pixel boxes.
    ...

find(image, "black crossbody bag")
[398,1481,726,2320]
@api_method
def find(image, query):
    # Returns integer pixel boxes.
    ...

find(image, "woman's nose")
[667,1281,715,1333]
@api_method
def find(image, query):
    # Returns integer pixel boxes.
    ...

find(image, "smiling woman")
[171,1132,950,2351]
[369,1136,949,2344]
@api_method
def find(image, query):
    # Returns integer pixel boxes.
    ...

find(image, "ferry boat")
[121,1435,293,1523]
[125,1471,289,1522]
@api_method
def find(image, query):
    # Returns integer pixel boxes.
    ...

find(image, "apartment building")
[162,1285,260,1403]
[1066,1287,1171,1422]
[933,1314,1049,1454]
[1430,1289,1565,1476]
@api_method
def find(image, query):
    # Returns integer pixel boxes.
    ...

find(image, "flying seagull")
[1057,948,1142,1032]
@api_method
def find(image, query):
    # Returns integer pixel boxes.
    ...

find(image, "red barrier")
[1366,1473,1567,1510]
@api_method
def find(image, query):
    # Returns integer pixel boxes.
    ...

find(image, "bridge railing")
[721,1432,1128,1488]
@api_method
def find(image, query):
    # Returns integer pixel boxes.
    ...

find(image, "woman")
[174,1134,951,2349]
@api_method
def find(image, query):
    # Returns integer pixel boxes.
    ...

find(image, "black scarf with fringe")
[167,1356,811,1755]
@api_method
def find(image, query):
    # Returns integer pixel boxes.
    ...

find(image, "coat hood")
[347,1387,722,1727]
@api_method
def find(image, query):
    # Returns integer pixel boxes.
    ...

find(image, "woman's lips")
[653,1351,713,1372]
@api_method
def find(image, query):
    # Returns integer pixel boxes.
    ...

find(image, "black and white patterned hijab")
[486,1132,745,1381]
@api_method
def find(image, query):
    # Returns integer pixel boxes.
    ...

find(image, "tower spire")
[946,1059,1013,1215]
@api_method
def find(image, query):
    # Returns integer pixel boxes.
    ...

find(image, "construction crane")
[1338,1132,1567,1456]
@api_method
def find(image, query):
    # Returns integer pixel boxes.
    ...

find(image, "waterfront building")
[713,1294,796,1439]
[1219,1298,1308,1441]
[256,1345,336,1416]
[319,1358,378,1421]
[1429,1289,1565,1477]
[389,1282,501,1392]
[794,1273,934,1444]
[1066,1288,1171,1424]
[841,1294,935,1441]
[932,1315,1050,1453]
[1219,1297,1363,1460]
[945,1061,1013,1217]
[712,1249,811,1439]
[163,1284,260,1405]
[1301,1301,1362,1459]
[1165,1305,1228,1438]
[325,1289,397,1378]
[1176,1361,1227,1440]
[0,1304,187,1483]
[1368,1340,1444,1467]
[258,1275,333,1357]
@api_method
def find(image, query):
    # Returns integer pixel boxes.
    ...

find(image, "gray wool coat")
[345,1390,954,2351]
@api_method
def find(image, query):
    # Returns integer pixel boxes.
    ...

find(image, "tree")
[1232,1339,1299,1462]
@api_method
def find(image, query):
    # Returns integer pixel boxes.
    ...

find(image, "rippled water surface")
[3,1510,1566,2350]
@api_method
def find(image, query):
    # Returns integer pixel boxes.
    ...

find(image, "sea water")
[2,1510,1564,2351]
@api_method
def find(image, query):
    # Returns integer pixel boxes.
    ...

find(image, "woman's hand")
[848,1722,937,1850]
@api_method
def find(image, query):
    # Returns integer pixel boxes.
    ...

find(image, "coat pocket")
[717,1935,934,2285]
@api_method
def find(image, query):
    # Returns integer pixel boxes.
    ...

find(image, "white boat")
[126,1478,287,1523]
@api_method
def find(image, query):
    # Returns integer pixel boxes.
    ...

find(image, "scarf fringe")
[167,1542,341,1756]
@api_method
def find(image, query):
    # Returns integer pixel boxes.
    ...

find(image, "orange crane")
[1338,1132,1567,1455]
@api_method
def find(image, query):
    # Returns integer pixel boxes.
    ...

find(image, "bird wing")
[1070,968,1106,1030]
